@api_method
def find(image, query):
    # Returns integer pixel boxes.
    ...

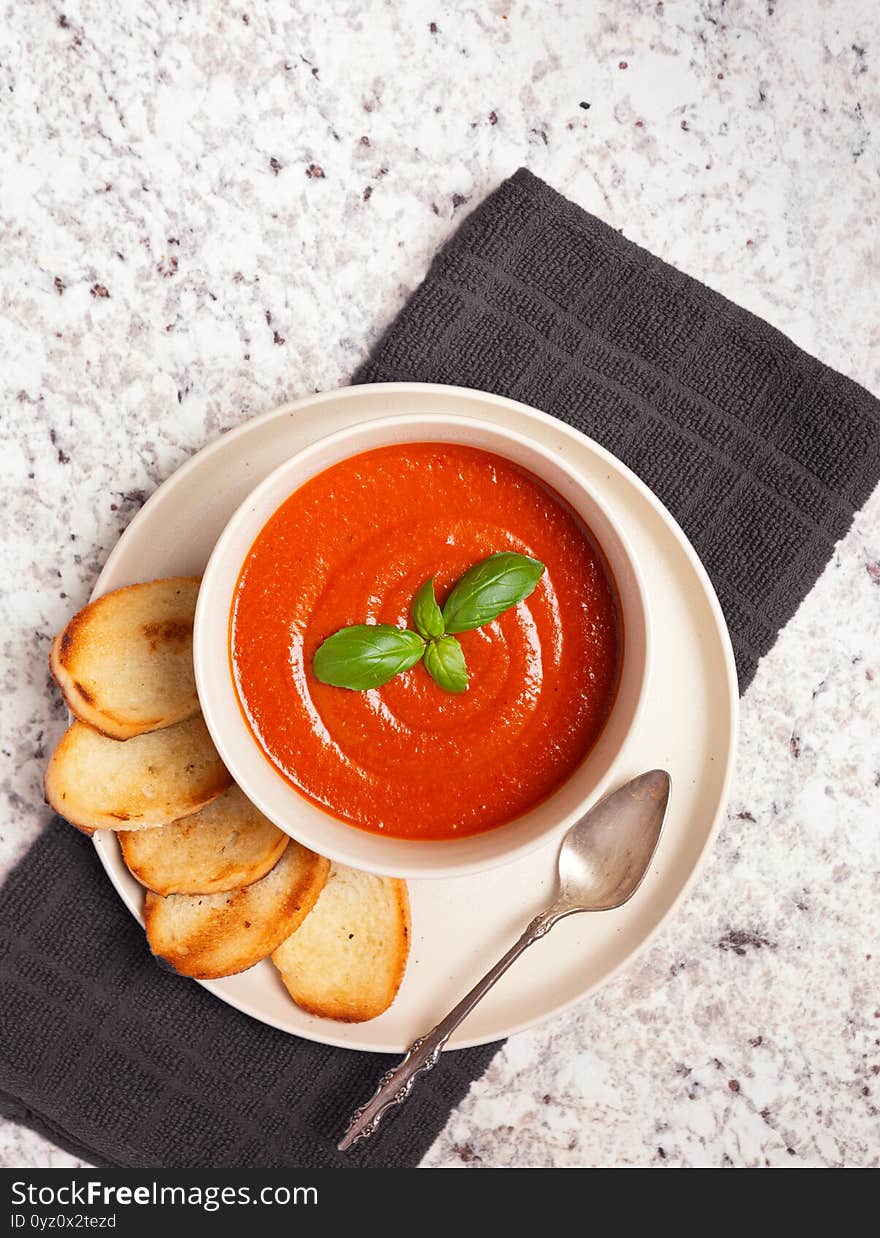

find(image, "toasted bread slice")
[119,785,289,896]
[144,844,330,978]
[44,716,231,833]
[50,577,201,739]
[271,865,410,1022]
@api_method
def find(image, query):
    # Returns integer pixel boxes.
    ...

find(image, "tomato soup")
[230,443,622,840]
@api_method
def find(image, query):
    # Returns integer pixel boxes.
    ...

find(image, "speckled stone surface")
[1,0,878,1169]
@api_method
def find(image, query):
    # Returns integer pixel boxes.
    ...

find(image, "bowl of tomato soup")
[195,414,649,879]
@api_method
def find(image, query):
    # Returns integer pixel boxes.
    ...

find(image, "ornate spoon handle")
[338,903,566,1151]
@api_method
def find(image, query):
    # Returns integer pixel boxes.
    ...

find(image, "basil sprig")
[312,551,545,694]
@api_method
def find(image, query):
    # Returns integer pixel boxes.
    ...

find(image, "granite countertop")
[2,0,878,1168]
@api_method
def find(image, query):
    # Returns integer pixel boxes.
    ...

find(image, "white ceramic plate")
[90,383,738,1053]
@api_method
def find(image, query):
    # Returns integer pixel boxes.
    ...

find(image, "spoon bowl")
[555,769,671,914]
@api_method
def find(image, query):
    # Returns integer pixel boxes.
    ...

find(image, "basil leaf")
[423,635,468,694]
[442,552,545,634]
[313,624,425,690]
[411,576,445,640]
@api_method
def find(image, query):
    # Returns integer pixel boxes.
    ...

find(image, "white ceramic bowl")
[194,413,650,879]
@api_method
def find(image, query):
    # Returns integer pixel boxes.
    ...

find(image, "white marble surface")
[1,0,878,1169]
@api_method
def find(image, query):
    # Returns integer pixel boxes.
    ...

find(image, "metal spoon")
[338,769,671,1151]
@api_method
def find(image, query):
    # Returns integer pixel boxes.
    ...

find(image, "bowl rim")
[194,410,652,879]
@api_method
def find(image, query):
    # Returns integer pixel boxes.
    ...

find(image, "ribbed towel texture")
[2,169,877,1167]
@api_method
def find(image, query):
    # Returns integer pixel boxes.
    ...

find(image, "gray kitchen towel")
[2,169,878,1168]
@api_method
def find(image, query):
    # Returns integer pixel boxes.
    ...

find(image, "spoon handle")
[338,904,565,1151]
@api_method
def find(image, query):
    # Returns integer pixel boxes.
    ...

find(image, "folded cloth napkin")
[2,169,878,1169]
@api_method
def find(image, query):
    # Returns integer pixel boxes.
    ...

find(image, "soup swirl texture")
[231,443,621,840]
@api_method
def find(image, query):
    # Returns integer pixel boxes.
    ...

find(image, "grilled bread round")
[44,716,231,833]
[50,577,201,739]
[119,784,289,895]
[144,844,330,978]
[271,865,410,1022]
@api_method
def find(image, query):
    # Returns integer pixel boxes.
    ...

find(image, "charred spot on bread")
[142,618,191,651]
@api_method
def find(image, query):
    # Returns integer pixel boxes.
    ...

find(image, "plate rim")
[90,381,739,1052]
